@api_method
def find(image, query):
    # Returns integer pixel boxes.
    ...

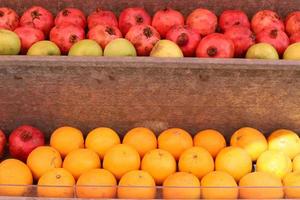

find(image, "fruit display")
[0,5,299,59]
[0,125,299,199]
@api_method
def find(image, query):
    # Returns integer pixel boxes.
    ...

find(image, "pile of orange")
[0,125,300,199]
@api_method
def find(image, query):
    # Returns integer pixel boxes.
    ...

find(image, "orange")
[163,172,201,199]
[117,170,156,199]
[85,127,120,159]
[268,129,300,159]
[141,149,176,185]
[103,144,140,179]
[283,171,300,198]
[123,127,157,157]
[63,148,101,180]
[194,129,226,158]
[76,169,117,199]
[158,128,193,160]
[178,146,214,179]
[0,159,33,196]
[37,168,75,198]
[239,171,284,199]
[256,150,292,179]
[293,154,300,171]
[50,126,84,157]
[201,171,238,199]
[230,127,268,161]
[215,146,252,181]
[27,146,62,180]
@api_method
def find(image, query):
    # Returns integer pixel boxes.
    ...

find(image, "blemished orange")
[256,150,292,179]
[141,149,176,185]
[37,168,75,198]
[63,148,101,180]
[293,154,300,171]
[239,172,284,199]
[0,159,33,196]
[283,171,300,198]
[201,171,238,199]
[193,129,226,158]
[268,129,300,159]
[230,127,268,161]
[178,146,214,179]
[163,172,201,199]
[27,146,62,180]
[76,169,117,199]
[85,127,120,159]
[50,126,84,157]
[103,144,140,179]
[123,127,157,157]
[158,128,193,160]
[215,146,252,182]
[117,170,156,199]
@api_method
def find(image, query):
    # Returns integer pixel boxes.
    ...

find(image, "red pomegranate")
[224,26,255,57]
[152,8,184,38]
[118,7,152,35]
[9,125,45,162]
[14,26,45,54]
[285,11,300,36]
[55,8,86,29]
[290,32,300,44]
[256,28,290,55]
[0,7,19,30]
[87,24,122,49]
[166,25,201,57]
[87,8,118,29]
[196,33,235,58]
[0,130,6,158]
[186,8,217,36]
[50,23,85,54]
[20,6,54,36]
[219,10,250,32]
[251,10,284,34]
[125,24,160,56]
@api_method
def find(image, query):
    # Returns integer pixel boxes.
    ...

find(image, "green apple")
[150,40,183,58]
[104,38,136,57]
[0,29,21,55]
[27,41,61,56]
[68,39,103,56]
[283,43,300,60]
[246,43,279,60]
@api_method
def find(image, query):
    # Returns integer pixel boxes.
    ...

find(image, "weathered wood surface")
[0,56,299,138]
[0,0,299,17]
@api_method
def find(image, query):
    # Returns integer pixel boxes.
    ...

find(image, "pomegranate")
[55,8,86,29]
[251,10,284,34]
[256,28,290,55]
[285,11,300,36]
[224,26,255,57]
[152,8,184,38]
[50,23,85,54]
[186,8,217,36]
[119,7,152,35]
[87,8,118,29]
[196,33,235,58]
[219,10,250,32]
[0,7,19,30]
[14,26,45,54]
[20,6,54,36]
[9,125,45,162]
[87,24,122,49]
[166,25,201,57]
[290,32,300,44]
[125,24,160,56]
[0,130,6,158]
